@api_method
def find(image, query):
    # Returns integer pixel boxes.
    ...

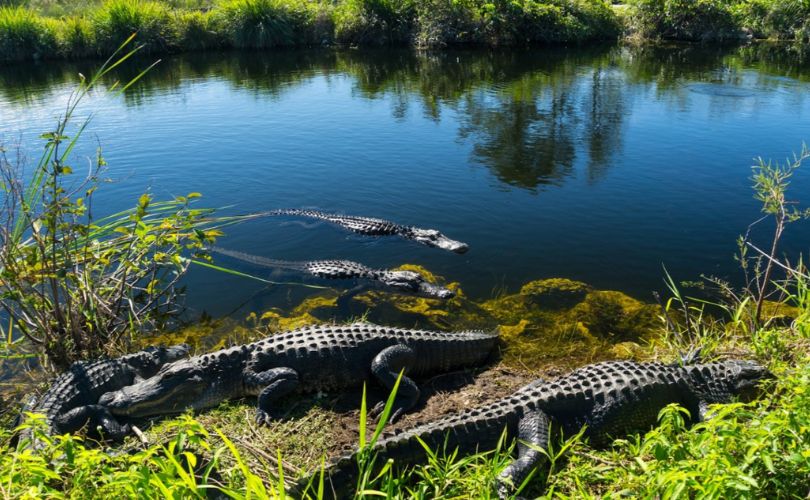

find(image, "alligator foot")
[243,366,300,427]
[496,410,550,499]
[370,345,421,424]
[54,404,132,442]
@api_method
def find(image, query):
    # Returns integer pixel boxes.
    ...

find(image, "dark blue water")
[2,44,810,317]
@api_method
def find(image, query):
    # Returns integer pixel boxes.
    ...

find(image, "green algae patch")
[239,267,661,372]
[519,278,592,309]
[572,290,659,342]
[392,264,441,284]
[260,292,340,331]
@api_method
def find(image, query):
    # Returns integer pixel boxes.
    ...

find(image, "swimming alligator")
[17,345,189,445]
[265,209,469,254]
[303,358,769,498]
[209,246,455,300]
[99,323,498,426]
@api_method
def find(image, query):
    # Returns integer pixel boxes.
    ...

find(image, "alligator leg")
[369,344,419,423]
[497,410,550,499]
[54,404,131,441]
[244,367,300,426]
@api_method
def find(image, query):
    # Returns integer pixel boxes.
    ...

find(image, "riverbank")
[2,0,808,63]
[2,271,808,497]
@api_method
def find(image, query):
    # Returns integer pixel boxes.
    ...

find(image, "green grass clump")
[92,0,176,55]
[177,10,225,51]
[0,6,56,61]
[215,0,306,48]
[56,15,95,58]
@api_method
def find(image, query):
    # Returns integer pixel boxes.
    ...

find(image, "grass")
[0,0,624,62]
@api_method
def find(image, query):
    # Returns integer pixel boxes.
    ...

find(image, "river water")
[2,44,810,319]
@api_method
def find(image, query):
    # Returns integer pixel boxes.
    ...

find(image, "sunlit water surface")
[2,44,810,320]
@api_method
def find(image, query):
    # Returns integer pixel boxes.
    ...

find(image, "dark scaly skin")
[310,359,770,498]
[266,209,470,254]
[17,345,189,445]
[100,323,498,426]
[208,246,455,299]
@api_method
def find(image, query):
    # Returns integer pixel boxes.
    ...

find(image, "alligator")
[264,209,469,254]
[209,246,455,300]
[16,345,189,445]
[303,358,770,498]
[99,323,498,426]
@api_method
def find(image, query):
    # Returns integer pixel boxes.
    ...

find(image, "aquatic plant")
[0,39,229,370]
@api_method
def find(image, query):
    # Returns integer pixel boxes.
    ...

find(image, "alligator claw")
[368,401,385,419]
[255,409,271,427]
[368,402,405,424]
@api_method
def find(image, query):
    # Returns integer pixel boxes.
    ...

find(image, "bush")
[92,0,176,55]
[57,15,95,58]
[735,0,810,41]
[176,10,225,50]
[628,0,741,41]
[0,6,57,61]
[334,0,415,45]
[215,0,308,48]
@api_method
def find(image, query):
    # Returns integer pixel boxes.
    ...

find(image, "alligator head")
[406,228,469,254]
[99,358,209,417]
[693,359,772,403]
[382,270,455,299]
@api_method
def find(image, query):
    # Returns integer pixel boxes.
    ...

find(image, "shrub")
[628,0,740,41]
[333,0,415,45]
[413,0,480,46]
[735,0,810,41]
[92,0,176,55]
[215,0,312,48]
[57,15,95,58]
[0,6,57,61]
[176,10,225,50]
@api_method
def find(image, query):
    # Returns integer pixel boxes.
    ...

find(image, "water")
[2,44,810,319]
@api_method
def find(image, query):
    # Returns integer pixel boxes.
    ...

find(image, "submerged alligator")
[209,246,455,300]
[304,358,769,498]
[265,209,469,254]
[99,323,498,425]
[17,345,189,444]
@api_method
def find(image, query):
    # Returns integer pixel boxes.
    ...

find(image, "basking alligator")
[209,246,455,300]
[265,209,469,254]
[305,359,769,498]
[17,345,189,444]
[99,323,498,425]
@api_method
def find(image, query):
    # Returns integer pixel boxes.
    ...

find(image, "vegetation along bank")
[1,0,810,62]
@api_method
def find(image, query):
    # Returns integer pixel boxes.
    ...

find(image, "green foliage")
[177,10,225,51]
[1,0,623,61]
[413,0,620,47]
[0,5,56,61]
[215,0,307,48]
[735,0,810,41]
[334,0,416,45]
[4,415,280,498]
[92,0,176,55]
[0,42,228,369]
[56,15,95,58]
[628,0,740,41]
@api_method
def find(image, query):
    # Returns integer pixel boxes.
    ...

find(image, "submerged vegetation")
[1,0,808,62]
